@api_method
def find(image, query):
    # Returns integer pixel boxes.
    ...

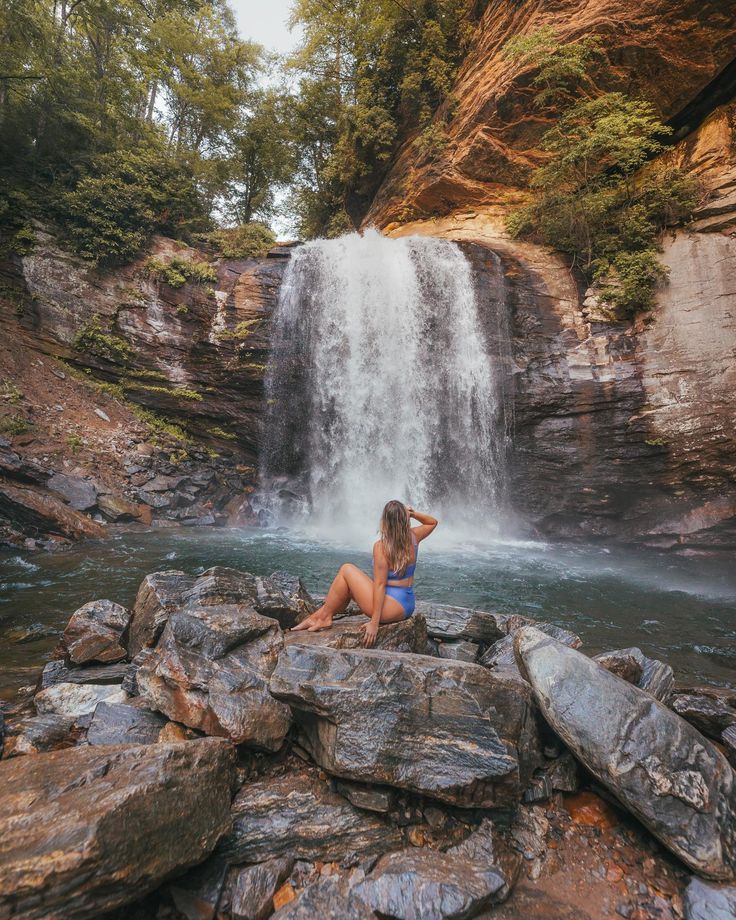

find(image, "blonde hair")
[380,500,413,575]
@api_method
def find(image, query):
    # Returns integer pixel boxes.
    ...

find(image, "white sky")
[229,0,300,55]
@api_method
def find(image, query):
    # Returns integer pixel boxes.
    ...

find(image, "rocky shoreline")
[1,567,735,920]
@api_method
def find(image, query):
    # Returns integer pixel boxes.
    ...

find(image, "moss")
[129,405,193,444]
[176,304,189,316]
[0,414,30,435]
[244,362,266,371]
[73,315,134,364]
[11,225,36,256]
[218,319,260,340]
[127,382,203,401]
[66,433,84,452]
[0,381,23,404]
[144,256,217,288]
[208,426,237,440]
[126,368,169,382]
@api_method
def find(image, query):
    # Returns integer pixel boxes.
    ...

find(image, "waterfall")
[258,230,511,542]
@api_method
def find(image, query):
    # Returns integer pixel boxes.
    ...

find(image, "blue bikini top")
[387,534,418,580]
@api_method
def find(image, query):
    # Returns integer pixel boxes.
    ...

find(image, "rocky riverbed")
[1,566,736,920]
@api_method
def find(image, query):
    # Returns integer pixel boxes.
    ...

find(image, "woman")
[292,501,438,648]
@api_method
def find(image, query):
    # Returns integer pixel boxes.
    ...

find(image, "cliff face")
[0,233,290,547]
[366,0,736,229]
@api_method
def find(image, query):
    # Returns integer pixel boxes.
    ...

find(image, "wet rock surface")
[594,647,675,701]
[515,626,736,880]
[0,738,234,919]
[271,644,541,806]
[34,680,126,717]
[62,598,131,664]
[669,687,736,740]
[284,612,429,653]
[415,601,524,642]
[2,712,75,757]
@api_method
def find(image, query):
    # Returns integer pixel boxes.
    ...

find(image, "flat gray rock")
[86,699,169,746]
[270,645,541,807]
[34,681,126,718]
[684,877,736,920]
[437,638,479,662]
[0,739,234,919]
[224,857,294,920]
[47,473,98,511]
[515,626,736,880]
[414,602,526,642]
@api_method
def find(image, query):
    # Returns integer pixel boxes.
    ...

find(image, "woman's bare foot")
[291,609,334,632]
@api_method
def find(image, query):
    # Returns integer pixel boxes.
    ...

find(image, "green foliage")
[0,414,30,435]
[66,434,84,452]
[209,223,276,258]
[127,383,203,401]
[144,256,217,288]
[415,123,449,160]
[504,34,701,319]
[73,315,134,364]
[0,381,23,404]
[208,425,236,440]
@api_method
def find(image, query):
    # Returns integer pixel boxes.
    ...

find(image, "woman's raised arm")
[407,506,438,541]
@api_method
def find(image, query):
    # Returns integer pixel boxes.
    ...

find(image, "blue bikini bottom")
[385,585,416,618]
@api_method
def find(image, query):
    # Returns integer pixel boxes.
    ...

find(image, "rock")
[509,805,549,861]
[723,726,736,768]
[334,779,395,813]
[47,473,97,511]
[284,613,429,654]
[86,699,169,745]
[137,602,290,749]
[524,752,580,803]
[34,681,126,718]
[0,482,106,540]
[669,688,736,740]
[121,648,156,695]
[479,622,582,681]
[266,570,318,620]
[127,570,195,657]
[97,491,149,523]
[224,857,295,920]
[594,647,674,701]
[169,854,230,920]
[515,626,736,880]
[270,645,540,807]
[62,598,131,664]
[218,771,402,864]
[414,602,524,642]
[436,638,479,662]
[3,623,57,643]
[271,872,374,920]
[0,710,4,757]
[2,713,75,757]
[0,738,234,919]
[38,658,131,690]
[353,822,512,919]
[94,407,110,422]
[684,877,736,920]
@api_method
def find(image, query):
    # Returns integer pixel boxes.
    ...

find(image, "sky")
[229,0,300,56]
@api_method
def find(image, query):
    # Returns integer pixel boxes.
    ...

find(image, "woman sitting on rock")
[291,500,438,648]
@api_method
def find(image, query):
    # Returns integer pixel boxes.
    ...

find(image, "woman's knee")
[339,563,358,577]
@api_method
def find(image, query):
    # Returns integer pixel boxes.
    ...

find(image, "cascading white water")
[258,230,510,542]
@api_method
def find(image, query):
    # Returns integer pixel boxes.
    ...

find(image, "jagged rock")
[479,622,581,681]
[38,659,131,690]
[270,645,540,807]
[334,779,395,813]
[271,872,374,920]
[414,602,525,642]
[34,681,127,718]
[47,473,97,511]
[224,857,295,920]
[515,626,736,880]
[509,805,549,862]
[0,442,49,484]
[2,713,75,757]
[436,638,479,662]
[218,771,402,864]
[684,877,736,920]
[169,854,230,920]
[723,726,736,768]
[594,646,674,701]
[137,602,290,749]
[669,688,736,740]
[353,821,513,919]
[524,752,580,803]
[264,570,318,625]
[86,699,169,745]
[97,491,150,523]
[0,739,234,919]
[62,598,131,664]
[0,710,4,758]
[0,482,106,540]
[127,570,195,658]
[284,613,429,654]
[3,622,57,643]
[121,648,156,695]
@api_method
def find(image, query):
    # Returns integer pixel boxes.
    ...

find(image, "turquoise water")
[1,526,735,699]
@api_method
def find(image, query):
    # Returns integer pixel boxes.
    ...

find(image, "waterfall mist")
[257,230,511,545]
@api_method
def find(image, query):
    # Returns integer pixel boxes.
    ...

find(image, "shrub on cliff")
[208,223,276,259]
[60,149,210,266]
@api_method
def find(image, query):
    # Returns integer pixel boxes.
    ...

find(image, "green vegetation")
[66,434,84,452]
[208,426,237,440]
[218,319,260,340]
[0,381,23,404]
[0,414,30,435]
[208,223,276,258]
[503,31,700,318]
[73,316,134,364]
[144,257,217,288]
[127,383,203,401]
[127,368,169,382]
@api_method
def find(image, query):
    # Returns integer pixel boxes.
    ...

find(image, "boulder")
[334,779,395,813]
[62,598,131,664]
[38,659,131,690]
[0,482,106,541]
[515,626,736,880]
[723,726,736,768]
[2,713,74,757]
[169,854,230,920]
[127,570,196,657]
[86,699,169,746]
[593,646,674,701]
[34,681,127,718]
[284,613,429,654]
[669,688,736,739]
[524,752,580,803]
[137,603,290,749]
[271,872,374,920]
[224,857,295,920]
[479,622,581,678]
[0,739,235,919]
[97,491,149,523]
[684,877,736,920]
[436,638,479,662]
[414,602,525,642]
[270,645,541,807]
[121,648,156,695]
[47,473,97,511]
[218,771,402,864]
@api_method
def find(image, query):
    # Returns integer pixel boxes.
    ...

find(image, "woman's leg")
[292,564,406,631]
